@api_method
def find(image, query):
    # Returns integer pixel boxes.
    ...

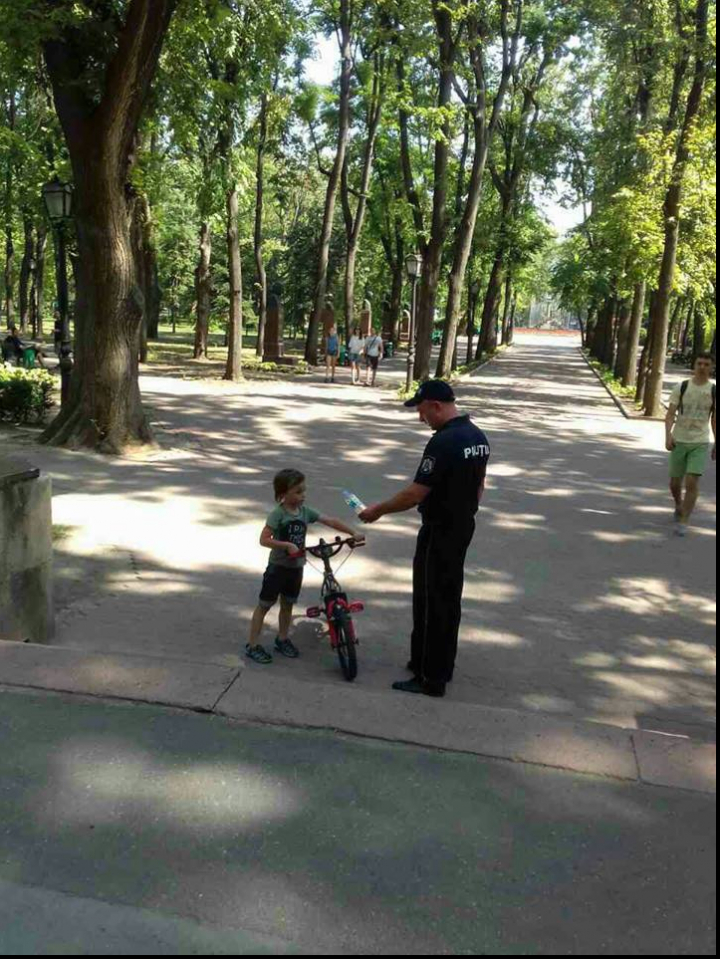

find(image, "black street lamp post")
[405,253,423,391]
[42,178,74,406]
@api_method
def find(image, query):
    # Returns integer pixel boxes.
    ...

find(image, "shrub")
[0,364,56,423]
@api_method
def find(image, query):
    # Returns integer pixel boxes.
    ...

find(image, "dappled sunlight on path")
[13,332,715,740]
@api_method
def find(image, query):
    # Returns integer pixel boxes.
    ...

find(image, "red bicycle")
[301,536,365,681]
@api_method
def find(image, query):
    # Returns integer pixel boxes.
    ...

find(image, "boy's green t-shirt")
[266,504,321,567]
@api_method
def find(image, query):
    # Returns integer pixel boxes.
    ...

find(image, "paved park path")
[1,333,716,954]
[10,332,717,741]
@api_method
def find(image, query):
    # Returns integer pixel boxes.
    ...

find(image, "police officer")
[359,381,490,697]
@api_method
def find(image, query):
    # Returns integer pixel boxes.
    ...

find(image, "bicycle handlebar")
[291,536,366,561]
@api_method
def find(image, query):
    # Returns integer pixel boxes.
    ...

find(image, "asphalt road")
[0,687,715,955]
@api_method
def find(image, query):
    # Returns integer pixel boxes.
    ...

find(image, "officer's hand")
[359,505,383,524]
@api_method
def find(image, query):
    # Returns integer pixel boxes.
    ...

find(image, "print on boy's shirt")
[281,519,309,551]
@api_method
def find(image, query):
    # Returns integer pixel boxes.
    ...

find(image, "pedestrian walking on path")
[666,352,717,537]
[363,327,383,387]
[348,326,365,385]
[359,381,490,697]
[325,326,340,383]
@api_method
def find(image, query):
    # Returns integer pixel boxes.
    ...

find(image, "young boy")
[666,352,717,537]
[246,469,364,663]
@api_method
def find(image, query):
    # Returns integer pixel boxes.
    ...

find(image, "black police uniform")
[410,415,490,688]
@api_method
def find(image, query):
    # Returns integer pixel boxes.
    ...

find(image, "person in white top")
[364,327,384,387]
[348,326,365,386]
[665,352,717,536]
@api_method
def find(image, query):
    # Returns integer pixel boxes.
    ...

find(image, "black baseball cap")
[404,379,456,407]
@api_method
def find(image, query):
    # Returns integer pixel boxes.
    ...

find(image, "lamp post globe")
[42,178,74,406]
[42,178,73,222]
[405,253,423,281]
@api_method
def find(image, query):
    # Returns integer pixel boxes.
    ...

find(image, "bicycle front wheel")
[335,613,358,682]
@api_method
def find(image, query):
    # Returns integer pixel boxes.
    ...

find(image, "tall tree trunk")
[621,281,647,388]
[30,227,47,339]
[254,92,268,358]
[130,198,149,365]
[414,17,455,381]
[477,252,504,359]
[602,297,619,368]
[130,193,158,362]
[508,291,518,344]
[668,295,684,349]
[3,92,15,330]
[342,63,384,341]
[636,291,657,404]
[305,0,353,364]
[4,224,13,329]
[193,222,212,359]
[680,299,694,352]
[18,217,33,333]
[584,304,598,349]
[41,0,178,452]
[437,5,526,378]
[691,304,706,364]
[501,272,513,345]
[644,0,710,416]
[225,186,243,382]
[388,251,404,344]
[589,299,605,358]
[614,299,632,380]
[141,201,161,343]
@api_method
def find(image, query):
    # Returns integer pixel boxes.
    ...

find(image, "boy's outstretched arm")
[318,516,365,542]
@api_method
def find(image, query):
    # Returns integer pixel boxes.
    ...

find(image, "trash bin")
[0,457,54,643]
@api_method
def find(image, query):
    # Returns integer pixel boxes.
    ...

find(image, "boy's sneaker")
[246,644,273,664]
[274,637,300,659]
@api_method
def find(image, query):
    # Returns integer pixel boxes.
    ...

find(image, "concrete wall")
[0,469,54,644]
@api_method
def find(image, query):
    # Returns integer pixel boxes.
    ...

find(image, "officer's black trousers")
[411,520,475,686]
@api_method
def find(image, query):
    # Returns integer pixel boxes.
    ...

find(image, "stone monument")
[0,456,54,643]
[263,285,298,366]
[263,286,285,363]
[360,298,372,337]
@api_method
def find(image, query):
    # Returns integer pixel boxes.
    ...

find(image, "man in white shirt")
[665,352,717,536]
[364,327,384,387]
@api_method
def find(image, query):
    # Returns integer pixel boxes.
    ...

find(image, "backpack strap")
[679,380,690,415]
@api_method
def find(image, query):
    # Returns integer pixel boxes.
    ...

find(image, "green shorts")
[669,443,710,479]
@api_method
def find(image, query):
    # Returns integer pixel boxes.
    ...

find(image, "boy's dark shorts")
[366,355,380,371]
[259,565,304,609]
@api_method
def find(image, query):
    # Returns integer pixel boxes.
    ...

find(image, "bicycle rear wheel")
[335,613,358,682]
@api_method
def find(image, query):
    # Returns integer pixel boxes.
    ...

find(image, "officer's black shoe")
[407,661,453,683]
[392,678,446,698]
